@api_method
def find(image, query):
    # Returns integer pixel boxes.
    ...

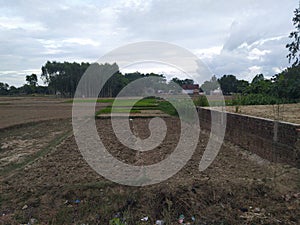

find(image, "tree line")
[0,60,299,104]
[200,67,300,104]
[0,61,196,97]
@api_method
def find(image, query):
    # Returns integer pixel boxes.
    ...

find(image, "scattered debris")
[22,205,28,210]
[140,216,148,221]
[155,220,164,225]
[74,199,80,204]
[254,207,261,213]
[240,207,248,212]
[29,218,37,224]
[178,214,185,224]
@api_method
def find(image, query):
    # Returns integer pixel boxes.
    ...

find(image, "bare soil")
[0,97,109,129]
[1,116,299,224]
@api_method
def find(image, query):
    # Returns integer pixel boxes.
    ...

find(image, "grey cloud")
[0,0,298,86]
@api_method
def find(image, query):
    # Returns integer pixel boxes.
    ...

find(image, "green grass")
[97,107,141,115]
[96,98,159,116]
[112,98,158,107]
[65,98,114,103]
[95,97,198,117]
[157,101,178,116]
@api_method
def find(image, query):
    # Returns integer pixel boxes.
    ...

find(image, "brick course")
[197,107,300,168]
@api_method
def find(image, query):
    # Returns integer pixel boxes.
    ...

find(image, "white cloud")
[194,46,223,60]
[0,16,46,31]
[0,0,298,86]
[247,48,271,61]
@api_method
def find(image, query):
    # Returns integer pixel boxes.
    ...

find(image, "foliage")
[109,218,126,225]
[218,75,238,95]
[201,75,219,94]
[26,74,37,87]
[193,95,209,107]
[286,6,300,66]
[231,94,283,106]
[272,66,300,100]
[0,82,9,95]
[41,61,91,97]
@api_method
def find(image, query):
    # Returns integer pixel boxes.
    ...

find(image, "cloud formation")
[0,0,297,86]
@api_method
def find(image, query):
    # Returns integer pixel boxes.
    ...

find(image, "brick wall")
[197,107,300,168]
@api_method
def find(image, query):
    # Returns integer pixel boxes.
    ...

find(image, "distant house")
[181,84,200,95]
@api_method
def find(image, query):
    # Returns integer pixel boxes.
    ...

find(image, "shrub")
[193,95,209,107]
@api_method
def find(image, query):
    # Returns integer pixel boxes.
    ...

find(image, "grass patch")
[96,98,158,115]
[112,98,158,107]
[65,98,114,103]
[97,107,141,115]
[157,101,178,116]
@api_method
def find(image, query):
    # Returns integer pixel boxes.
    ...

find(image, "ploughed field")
[0,97,299,224]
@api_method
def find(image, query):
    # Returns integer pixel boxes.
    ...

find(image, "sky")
[0,0,297,87]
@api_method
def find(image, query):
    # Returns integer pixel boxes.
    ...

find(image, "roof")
[181,84,199,90]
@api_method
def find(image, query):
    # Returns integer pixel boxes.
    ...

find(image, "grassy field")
[96,97,177,116]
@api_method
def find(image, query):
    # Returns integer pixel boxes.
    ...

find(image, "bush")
[230,94,283,105]
[193,95,209,107]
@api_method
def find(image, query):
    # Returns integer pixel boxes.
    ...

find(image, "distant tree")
[9,86,19,95]
[26,74,38,87]
[236,80,249,93]
[0,82,9,95]
[218,75,238,95]
[243,74,273,95]
[272,65,300,100]
[41,61,90,97]
[251,74,264,84]
[286,5,300,66]
[200,75,219,94]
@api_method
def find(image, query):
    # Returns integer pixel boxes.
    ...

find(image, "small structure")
[181,84,200,95]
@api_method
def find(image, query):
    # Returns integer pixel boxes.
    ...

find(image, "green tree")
[41,61,90,97]
[272,65,300,100]
[244,74,273,95]
[218,74,238,95]
[0,82,9,95]
[286,5,300,66]
[251,74,264,84]
[236,80,249,93]
[201,75,219,94]
[26,74,38,87]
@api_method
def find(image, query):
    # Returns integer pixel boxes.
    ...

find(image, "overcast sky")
[0,0,297,87]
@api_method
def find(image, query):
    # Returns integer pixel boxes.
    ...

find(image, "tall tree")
[218,75,238,95]
[286,4,300,66]
[201,76,219,94]
[26,74,38,87]
[0,82,9,95]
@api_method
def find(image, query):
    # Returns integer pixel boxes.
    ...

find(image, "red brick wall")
[197,107,300,168]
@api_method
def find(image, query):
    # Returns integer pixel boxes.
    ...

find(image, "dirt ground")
[0,97,109,129]
[224,103,300,124]
[1,114,299,224]
[0,97,299,224]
